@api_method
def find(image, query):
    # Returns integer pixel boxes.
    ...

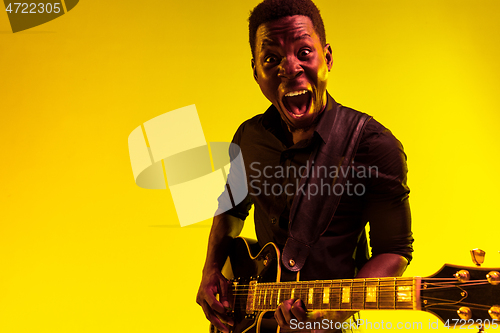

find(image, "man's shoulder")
[240,113,266,129]
[232,113,265,138]
[331,104,397,145]
[337,104,387,135]
[232,105,279,143]
[355,114,407,164]
[363,117,402,147]
[364,117,393,137]
[333,103,404,156]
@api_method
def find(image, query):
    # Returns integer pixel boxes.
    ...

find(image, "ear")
[252,59,258,82]
[324,43,333,71]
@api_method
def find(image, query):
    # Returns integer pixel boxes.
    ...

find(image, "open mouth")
[282,90,311,119]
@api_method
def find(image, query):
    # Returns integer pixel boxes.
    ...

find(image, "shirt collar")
[314,93,339,144]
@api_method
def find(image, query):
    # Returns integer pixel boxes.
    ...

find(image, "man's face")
[252,15,332,132]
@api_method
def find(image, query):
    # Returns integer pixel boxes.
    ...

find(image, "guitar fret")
[379,280,395,309]
[330,281,341,310]
[351,280,355,310]
[314,282,322,310]
[377,279,381,309]
[352,280,364,309]
[394,279,397,309]
[316,283,322,309]
[363,279,367,309]
[306,283,311,305]
[327,281,333,310]
[302,283,309,304]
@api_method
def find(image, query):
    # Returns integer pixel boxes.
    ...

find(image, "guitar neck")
[246,277,421,312]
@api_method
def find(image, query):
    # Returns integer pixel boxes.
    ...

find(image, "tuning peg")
[455,270,470,282]
[471,249,486,267]
[487,272,500,285]
[489,306,500,320]
[457,307,472,320]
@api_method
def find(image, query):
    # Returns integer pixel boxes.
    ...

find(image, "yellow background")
[1,0,499,332]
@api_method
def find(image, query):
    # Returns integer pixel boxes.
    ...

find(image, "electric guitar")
[209,237,500,333]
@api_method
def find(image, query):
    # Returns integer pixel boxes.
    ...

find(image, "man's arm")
[356,253,408,278]
[196,213,244,333]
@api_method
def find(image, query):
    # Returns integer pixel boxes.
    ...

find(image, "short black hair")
[248,0,326,58]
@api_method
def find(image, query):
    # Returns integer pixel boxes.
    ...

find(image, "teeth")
[285,90,308,97]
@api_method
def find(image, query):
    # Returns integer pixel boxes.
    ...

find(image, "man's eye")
[264,55,278,63]
[299,49,311,57]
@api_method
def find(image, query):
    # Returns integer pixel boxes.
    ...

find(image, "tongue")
[286,93,309,115]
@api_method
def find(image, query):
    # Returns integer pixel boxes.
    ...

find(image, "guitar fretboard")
[246,277,420,312]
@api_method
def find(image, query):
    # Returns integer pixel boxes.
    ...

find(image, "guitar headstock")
[421,249,500,326]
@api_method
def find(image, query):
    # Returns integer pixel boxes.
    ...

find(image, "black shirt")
[217,94,413,280]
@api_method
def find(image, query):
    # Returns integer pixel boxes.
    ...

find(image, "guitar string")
[227,279,490,292]
[421,282,489,290]
[236,291,489,308]
[227,285,495,311]
[223,284,494,313]
[234,301,491,311]
[224,277,446,286]
[228,282,414,289]
[242,302,491,312]
[227,280,493,308]
[229,284,487,294]
[224,276,490,288]
[421,297,492,310]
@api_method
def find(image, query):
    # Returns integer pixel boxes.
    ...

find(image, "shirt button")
[271,217,277,224]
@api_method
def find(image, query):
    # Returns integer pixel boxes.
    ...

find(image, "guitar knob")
[471,249,486,266]
[489,306,500,320]
[454,270,470,282]
[487,271,500,285]
[457,307,472,320]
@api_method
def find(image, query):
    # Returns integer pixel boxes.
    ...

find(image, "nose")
[278,56,303,79]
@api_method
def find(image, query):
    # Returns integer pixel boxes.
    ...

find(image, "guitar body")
[210,237,285,333]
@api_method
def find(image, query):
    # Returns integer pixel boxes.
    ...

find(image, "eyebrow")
[260,33,312,50]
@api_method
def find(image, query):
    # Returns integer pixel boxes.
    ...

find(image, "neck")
[287,98,329,144]
[290,127,315,144]
[247,277,420,312]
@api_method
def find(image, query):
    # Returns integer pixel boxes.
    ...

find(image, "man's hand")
[197,214,243,332]
[196,267,234,333]
[275,299,354,333]
[274,298,307,329]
